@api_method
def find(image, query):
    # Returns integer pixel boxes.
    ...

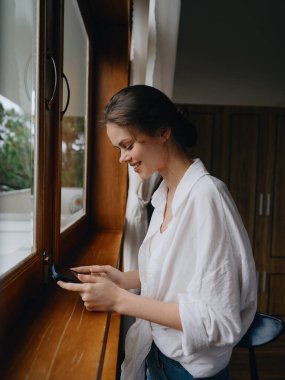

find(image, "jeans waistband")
[147,342,231,380]
[151,342,183,368]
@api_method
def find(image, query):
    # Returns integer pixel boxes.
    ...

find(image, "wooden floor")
[229,334,285,379]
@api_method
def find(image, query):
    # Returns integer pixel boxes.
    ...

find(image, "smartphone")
[51,264,81,283]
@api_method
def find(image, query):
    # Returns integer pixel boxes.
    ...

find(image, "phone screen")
[52,264,81,283]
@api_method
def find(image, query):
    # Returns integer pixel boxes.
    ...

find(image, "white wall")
[0,189,33,214]
[173,0,285,107]
[63,0,88,116]
[0,0,36,113]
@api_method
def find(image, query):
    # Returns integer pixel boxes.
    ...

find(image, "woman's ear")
[160,127,171,143]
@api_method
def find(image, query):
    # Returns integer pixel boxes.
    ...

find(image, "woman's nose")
[119,151,131,164]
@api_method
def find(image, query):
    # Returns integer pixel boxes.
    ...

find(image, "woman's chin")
[138,171,158,181]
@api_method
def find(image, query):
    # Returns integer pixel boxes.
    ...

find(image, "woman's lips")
[132,162,141,172]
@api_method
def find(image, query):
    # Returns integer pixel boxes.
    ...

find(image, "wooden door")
[178,105,222,175]
[223,108,262,247]
[260,111,285,316]
[177,104,285,317]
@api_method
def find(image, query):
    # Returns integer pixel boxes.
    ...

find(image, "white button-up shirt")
[121,159,257,379]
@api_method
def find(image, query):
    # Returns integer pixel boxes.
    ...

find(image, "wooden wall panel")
[187,111,215,171]
[268,274,285,317]
[91,10,130,232]
[271,115,285,259]
[227,112,260,244]
[177,104,285,317]
[176,105,222,175]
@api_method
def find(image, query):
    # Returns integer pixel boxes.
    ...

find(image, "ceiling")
[173,0,285,106]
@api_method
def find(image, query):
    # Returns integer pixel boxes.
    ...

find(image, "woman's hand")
[57,273,123,312]
[58,272,182,330]
[71,265,140,290]
[71,265,124,287]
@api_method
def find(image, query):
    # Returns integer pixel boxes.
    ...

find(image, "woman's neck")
[160,151,193,194]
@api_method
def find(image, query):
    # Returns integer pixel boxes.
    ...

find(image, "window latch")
[43,251,51,284]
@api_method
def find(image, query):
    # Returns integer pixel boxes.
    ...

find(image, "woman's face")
[106,122,168,179]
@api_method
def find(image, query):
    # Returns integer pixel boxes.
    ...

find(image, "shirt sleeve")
[177,180,256,355]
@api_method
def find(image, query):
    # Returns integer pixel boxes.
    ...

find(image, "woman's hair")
[104,85,197,151]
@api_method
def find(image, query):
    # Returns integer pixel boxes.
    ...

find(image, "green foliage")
[0,103,34,191]
[0,103,85,192]
[61,116,84,188]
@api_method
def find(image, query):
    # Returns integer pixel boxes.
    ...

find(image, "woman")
[58,85,257,380]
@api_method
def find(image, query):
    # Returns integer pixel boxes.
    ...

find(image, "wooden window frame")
[0,4,130,374]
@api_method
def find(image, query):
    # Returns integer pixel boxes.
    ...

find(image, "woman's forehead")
[107,122,132,139]
[106,122,147,142]
[106,123,141,148]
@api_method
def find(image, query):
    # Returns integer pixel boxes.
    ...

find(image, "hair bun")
[173,106,197,149]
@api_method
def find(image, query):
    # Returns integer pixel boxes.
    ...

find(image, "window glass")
[0,0,38,277]
[60,0,89,231]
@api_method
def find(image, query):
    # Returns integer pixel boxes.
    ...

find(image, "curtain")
[123,0,181,272]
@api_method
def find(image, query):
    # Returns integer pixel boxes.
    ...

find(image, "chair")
[236,312,285,380]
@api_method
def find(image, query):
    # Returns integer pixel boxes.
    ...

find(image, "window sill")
[0,231,123,380]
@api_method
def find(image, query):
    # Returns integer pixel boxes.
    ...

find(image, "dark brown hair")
[104,85,197,151]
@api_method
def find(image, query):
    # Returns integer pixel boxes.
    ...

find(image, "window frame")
[0,0,94,341]
[52,0,93,264]
[0,0,130,357]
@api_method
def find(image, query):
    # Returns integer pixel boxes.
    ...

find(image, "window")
[0,0,92,334]
[0,0,129,356]
[60,0,89,231]
[0,0,91,278]
[0,0,39,277]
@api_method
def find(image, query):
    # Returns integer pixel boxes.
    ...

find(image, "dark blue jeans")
[146,343,231,380]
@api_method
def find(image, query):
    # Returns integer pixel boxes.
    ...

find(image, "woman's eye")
[125,144,133,150]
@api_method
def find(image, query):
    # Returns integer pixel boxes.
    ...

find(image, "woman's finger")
[77,274,102,283]
[57,280,85,292]
[70,266,91,274]
[90,265,112,274]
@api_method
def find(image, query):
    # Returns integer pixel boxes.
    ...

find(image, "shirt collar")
[151,159,209,213]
